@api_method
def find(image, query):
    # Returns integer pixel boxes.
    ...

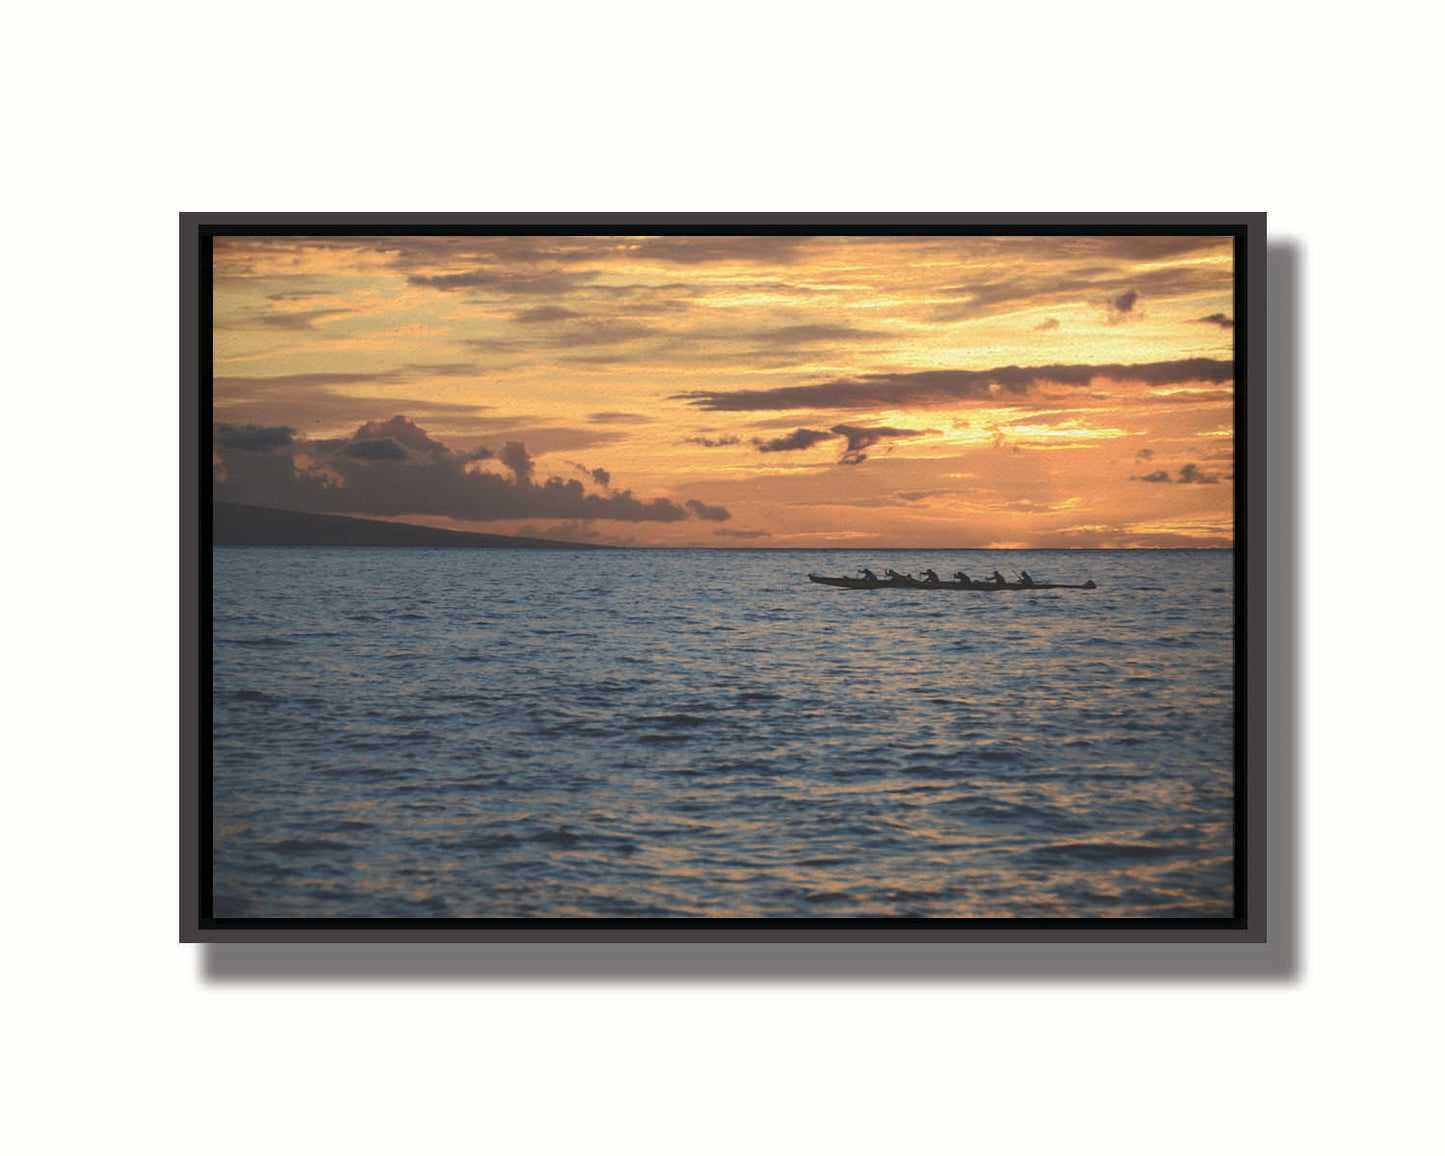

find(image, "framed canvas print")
[181,213,1265,942]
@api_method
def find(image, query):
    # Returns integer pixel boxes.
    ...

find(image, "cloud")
[751,324,891,346]
[337,417,458,462]
[215,423,293,451]
[498,440,535,484]
[450,423,632,455]
[533,521,605,543]
[407,269,596,296]
[1034,317,1060,331]
[831,423,927,465]
[1132,462,1221,485]
[375,237,613,271]
[1054,236,1231,261]
[514,305,586,323]
[714,528,771,539]
[567,462,612,487]
[535,321,661,348]
[675,358,1233,412]
[1192,313,1235,328]
[468,320,660,349]
[215,418,732,526]
[215,363,479,394]
[588,412,654,425]
[931,260,1228,323]
[744,422,927,464]
[464,446,495,461]
[627,236,813,265]
[353,415,452,456]
[266,289,332,301]
[753,428,837,453]
[249,308,353,331]
[684,435,742,448]
[1135,448,1155,462]
[684,498,731,522]
[342,437,410,460]
[1106,288,1140,324]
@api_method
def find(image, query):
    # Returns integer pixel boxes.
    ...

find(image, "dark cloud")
[514,305,586,323]
[343,437,410,461]
[568,462,612,487]
[932,263,1227,323]
[248,308,352,331]
[675,358,1233,412]
[714,528,771,539]
[465,446,495,461]
[743,422,926,464]
[831,423,927,465]
[215,423,293,451]
[1135,448,1155,462]
[1034,317,1060,331]
[684,498,731,522]
[1106,288,1140,324]
[588,412,655,424]
[215,418,730,526]
[1192,313,1235,328]
[498,440,535,484]
[753,428,837,453]
[408,269,596,296]
[1132,462,1222,485]
[353,415,452,457]
[684,435,742,448]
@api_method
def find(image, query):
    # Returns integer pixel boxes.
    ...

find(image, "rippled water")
[211,547,1236,919]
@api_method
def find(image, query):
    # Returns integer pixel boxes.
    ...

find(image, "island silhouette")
[212,502,609,549]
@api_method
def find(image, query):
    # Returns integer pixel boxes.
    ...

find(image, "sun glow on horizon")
[212,234,1236,548]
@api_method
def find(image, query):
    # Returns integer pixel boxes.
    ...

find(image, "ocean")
[210,547,1236,920]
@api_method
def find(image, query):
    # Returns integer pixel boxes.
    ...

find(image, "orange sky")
[211,233,1236,547]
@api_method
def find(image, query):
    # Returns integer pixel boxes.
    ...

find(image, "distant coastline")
[212,502,609,549]
[212,502,1232,551]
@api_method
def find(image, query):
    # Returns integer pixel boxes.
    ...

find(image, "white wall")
[9,3,1437,1153]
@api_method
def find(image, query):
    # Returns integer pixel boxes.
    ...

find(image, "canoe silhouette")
[807,574,1097,591]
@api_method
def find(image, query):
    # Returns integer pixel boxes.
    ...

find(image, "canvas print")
[203,224,1246,926]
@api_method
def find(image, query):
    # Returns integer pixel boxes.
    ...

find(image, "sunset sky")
[211,233,1236,548]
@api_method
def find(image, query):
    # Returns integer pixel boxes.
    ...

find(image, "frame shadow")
[200,239,1300,985]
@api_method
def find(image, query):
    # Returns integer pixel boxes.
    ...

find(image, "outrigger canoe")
[808,574,1097,591]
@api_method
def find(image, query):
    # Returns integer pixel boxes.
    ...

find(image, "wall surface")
[9,4,1437,1153]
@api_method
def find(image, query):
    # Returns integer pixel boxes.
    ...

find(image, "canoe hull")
[807,574,1097,591]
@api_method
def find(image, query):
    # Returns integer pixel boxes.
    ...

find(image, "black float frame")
[181,212,1268,944]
